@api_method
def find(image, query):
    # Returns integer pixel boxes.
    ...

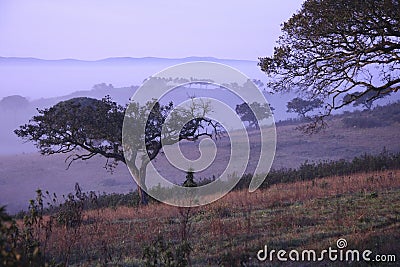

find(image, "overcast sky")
[0,0,303,61]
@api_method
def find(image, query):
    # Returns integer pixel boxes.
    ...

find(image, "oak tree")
[286,97,323,118]
[235,102,273,129]
[259,0,400,130]
[15,96,219,205]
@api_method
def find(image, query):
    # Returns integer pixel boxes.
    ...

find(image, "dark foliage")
[14,96,126,168]
[142,235,191,267]
[234,149,400,190]
[235,102,273,129]
[286,97,323,118]
[342,101,400,128]
[259,0,400,131]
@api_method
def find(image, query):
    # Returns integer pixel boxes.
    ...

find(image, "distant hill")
[0,56,267,110]
[0,56,256,66]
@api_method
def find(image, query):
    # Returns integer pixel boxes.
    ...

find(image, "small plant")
[213,204,232,219]
[1,183,106,266]
[54,183,88,229]
[0,206,22,266]
[142,235,191,267]
[0,190,54,266]
[20,189,53,266]
[218,250,250,267]
[319,181,329,189]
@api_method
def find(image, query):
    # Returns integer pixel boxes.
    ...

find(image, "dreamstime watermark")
[122,62,276,207]
[257,238,397,263]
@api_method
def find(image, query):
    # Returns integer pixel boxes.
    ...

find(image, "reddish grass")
[20,169,400,265]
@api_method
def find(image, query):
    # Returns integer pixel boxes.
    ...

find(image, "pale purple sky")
[0,0,303,61]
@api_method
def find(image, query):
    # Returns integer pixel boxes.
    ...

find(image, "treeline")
[235,149,400,190]
[341,101,400,128]
[275,101,400,128]
[14,187,141,219]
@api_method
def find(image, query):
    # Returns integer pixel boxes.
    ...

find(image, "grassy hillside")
[2,169,399,266]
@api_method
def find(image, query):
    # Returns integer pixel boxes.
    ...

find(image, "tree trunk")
[137,186,148,205]
[137,166,149,205]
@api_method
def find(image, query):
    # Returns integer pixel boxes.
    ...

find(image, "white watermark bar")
[257,238,396,263]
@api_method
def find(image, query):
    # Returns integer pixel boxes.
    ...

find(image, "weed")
[142,235,192,267]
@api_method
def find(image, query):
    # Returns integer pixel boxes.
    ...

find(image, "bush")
[0,191,52,267]
[231,149,400,191]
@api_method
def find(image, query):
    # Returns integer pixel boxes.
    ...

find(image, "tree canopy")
[15,96,125,168]
[259,0,399,130]
[15,96,220,204]
[235,102,273,129]
[286,98,323,118]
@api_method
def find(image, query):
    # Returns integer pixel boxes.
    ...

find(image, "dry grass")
[23,169,400,266]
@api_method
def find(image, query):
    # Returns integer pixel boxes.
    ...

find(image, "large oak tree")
[15,96,219,204]
[259,0,399,130]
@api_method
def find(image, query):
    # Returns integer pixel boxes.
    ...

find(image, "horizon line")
[0,55,258,63]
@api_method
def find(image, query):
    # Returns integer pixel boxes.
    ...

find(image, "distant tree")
[259,0,400,130]
[286,98,323,118]
[252,79,265,90]
[15,96,220,205]
[235,102,273,129]
[92,83,114,91]
[0,95,29,111]
[142,77,169,89]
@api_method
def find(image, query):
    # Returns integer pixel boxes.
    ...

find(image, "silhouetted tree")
[15,96,220,205]
[235,102,273,129]
[286,98,323,118]
[259,0,399,130]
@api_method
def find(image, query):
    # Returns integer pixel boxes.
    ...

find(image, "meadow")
[2,169,399,266]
